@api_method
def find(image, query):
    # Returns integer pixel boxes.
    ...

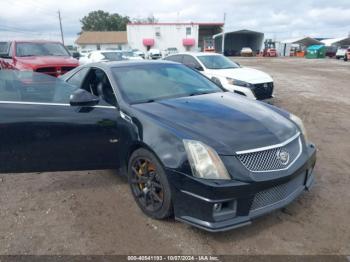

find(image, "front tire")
[128,148,173,219]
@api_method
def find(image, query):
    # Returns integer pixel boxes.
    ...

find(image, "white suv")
[164,52,274,100]
[147,49,162,59]
[335,47,348,60]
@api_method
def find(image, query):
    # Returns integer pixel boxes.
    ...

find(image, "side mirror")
[195,66,204,71]
[70,89,99,107]
[72,52,80,59]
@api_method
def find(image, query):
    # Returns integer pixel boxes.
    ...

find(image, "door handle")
[109,139,119,143]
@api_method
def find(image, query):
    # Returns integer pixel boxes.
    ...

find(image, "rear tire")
[128,148,173,219]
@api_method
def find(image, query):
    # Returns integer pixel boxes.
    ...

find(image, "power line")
[0,25,60,36]
[0,0,58,21]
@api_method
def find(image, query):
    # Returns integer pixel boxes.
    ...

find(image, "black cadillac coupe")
[0,61,316,232]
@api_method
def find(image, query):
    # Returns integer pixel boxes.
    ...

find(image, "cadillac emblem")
[276,149,290,165]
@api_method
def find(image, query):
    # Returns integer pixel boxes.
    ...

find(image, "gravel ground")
[0,57,349,255]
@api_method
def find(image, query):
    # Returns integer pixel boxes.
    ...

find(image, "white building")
[75,31,128,52]
[127,22,223,53]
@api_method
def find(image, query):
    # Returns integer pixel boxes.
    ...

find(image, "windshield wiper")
[189,91,214,96]
[132,99,156,104]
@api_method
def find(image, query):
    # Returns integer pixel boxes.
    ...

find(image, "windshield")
[198,55,240,69]
[112,64,223,104]
[16,42,70,57]
[0,42,9,53]
[102,52,124,61]
[122,51,136,57]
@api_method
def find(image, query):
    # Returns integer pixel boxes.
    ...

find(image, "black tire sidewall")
[128,148,173,219]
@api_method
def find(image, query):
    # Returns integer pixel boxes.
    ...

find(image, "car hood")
[206,67,273,84]
[133,93,298,155]
[15,56,79,68]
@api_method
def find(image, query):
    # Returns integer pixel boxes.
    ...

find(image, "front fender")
[119,109,189,173]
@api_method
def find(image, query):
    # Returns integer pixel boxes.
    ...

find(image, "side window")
[164,55,183,63]
[0,71,78,104]
[67,67,89,88]
[0,42,9,54]
[183,55,201,70]
[82,68,117,106]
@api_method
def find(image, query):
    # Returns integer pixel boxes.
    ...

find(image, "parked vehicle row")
[78,50,144,65]
[0,60,316,232]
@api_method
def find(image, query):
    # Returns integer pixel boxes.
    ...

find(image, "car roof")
[13,40,62,44]
[85,60,177,69]
[168,52,222,57]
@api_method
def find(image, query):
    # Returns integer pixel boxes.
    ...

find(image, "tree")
[80,10,130,31]
[132,14,159,24]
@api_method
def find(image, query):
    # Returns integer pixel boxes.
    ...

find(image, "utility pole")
[221,13,226,55]
[58,10,64,45]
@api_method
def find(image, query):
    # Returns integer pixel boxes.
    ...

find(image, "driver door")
[0,69,121,173]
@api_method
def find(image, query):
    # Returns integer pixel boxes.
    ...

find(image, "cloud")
[0,0,349,44]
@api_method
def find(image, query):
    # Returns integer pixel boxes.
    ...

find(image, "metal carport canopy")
[213,29,264,54]
[282,37,322,46]
[321,37,350,47]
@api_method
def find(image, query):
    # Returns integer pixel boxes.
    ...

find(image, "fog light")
[212,200,237,222]
[213,203,222,213]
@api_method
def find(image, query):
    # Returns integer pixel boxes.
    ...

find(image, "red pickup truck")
[0,40,79,77]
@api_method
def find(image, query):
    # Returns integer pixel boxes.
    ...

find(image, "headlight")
[183,140,231,180]
[290,114,308,141]
[226,78,254,88]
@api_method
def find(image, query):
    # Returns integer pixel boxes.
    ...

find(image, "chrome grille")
[236,134,302,172]
[250,173,305,211]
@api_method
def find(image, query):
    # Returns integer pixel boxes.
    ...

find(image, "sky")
[0,0,350,45]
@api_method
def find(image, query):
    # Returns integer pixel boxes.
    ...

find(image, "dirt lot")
[0,57,349,255]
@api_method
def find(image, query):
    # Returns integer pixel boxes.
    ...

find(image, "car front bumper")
[167,143,316,232]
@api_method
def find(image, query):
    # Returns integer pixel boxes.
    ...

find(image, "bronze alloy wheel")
[128,148,173,219]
